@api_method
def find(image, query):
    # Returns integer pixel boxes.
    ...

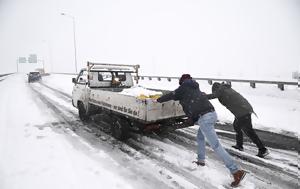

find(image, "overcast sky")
[0,0,299,80]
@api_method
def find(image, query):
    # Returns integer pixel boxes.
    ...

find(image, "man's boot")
[232,145,244,151]
[231,170,246,187]
[257,148,269,158]
[192,160,205,166]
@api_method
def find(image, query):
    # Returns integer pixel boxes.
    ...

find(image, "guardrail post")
[208,80,213,85]
[148,77,152,80]
[167,78,171,82]
[157,77,161,81]
[278,83,284,91]
[141,76,144,80]
[250,82,256,88]
[226,81,231,86]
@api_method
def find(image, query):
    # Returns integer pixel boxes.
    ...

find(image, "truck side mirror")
[72,78,76,83]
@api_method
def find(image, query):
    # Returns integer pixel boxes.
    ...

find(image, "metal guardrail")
[0,73,14,82]
[0,73,14,77]
[135,75,299,91]
[51,72,78,76]
[50,72,299,91]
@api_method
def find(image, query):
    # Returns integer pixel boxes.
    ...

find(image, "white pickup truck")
[72,62,187,140]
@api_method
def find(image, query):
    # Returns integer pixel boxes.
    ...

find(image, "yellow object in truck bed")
[137,94,161,100]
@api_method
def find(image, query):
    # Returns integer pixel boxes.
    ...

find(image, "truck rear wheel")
[78,102,89,121]
[111,116,129,140]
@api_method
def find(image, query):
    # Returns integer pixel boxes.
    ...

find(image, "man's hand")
[152,99,158,103]
[183,118,194,126]
[156,97,162,103]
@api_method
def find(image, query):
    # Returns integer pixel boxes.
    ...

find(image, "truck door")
[72,70,88,107]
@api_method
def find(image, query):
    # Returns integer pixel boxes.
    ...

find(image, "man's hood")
[182,79,199,89]
[212,82,231,93]
[222,83,232,89]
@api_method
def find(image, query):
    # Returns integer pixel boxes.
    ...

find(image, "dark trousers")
[233,114,265,150]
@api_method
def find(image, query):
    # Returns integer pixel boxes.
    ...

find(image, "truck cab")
[72,62,139,109]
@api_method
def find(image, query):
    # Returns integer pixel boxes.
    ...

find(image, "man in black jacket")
[157,74,246,187]
[207,82,269,158]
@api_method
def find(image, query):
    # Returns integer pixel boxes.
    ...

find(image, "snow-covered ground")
[0,73,298,189]
[43,74,300,137]
[0,75,140,189]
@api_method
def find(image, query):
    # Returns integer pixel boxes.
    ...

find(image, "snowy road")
[0,74,298,189]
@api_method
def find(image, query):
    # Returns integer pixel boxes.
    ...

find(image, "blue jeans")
[196,111,239,174]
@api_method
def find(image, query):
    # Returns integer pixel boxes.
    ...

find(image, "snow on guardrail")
[135,75,299,91]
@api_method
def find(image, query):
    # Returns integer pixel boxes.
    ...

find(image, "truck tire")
[78,102,89,121]
[111,116,129,140]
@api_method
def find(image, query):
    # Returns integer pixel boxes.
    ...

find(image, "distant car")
[28,72,41,83]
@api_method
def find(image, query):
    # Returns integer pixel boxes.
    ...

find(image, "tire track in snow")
[163,129,298,189]
[33,81,298,189]
[29,84,199,189]
[39,81,72,98]
[179,128,299,176]
[33,83,222,188]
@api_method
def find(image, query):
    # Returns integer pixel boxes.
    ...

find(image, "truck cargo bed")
[89,89,185,123]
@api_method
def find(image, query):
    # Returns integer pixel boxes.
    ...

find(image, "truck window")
[115,72,126,81]
[98,72,112,81]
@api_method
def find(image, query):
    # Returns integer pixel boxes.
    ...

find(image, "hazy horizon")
[1,0,299,80]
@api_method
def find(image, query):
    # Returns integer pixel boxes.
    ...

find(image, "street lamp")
[61,12,78,73]
[16,58,19,73]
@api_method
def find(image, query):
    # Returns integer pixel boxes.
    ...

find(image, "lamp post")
[61,12,78,73]
[16,59,19,73]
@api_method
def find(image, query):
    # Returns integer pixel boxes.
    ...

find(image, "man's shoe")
[192,160,205,166]
[231,170,246,187]
[232,145,244,151]
[257,148,269,158]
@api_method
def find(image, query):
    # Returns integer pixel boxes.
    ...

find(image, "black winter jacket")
[157,79,214,122]
[207,84,254,118]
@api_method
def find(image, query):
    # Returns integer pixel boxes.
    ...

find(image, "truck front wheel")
[78,102,89,121]
[111,116,129,141]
